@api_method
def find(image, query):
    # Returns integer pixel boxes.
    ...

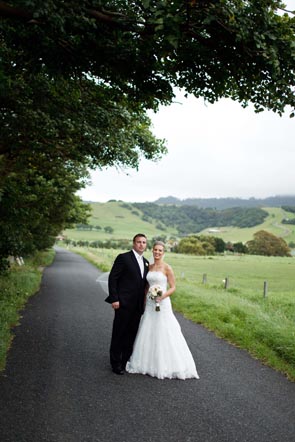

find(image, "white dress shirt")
[132,250,144,277]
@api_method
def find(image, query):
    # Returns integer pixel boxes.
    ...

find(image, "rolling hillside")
[200,207,295,244]
[64,202,295,245]
[64,201,177,241]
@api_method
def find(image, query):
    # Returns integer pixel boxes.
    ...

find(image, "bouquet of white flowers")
[148,285,163,311]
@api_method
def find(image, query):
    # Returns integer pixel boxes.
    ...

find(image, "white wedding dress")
[126,271,199,380]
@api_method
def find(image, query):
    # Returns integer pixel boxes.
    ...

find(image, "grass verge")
[173,282,295,381]
[68,246,295,382]
[0,249,55,371]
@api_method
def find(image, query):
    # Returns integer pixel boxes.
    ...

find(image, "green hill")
[64,201,177,241]
[64,202,295,246]
[200,207,295,244]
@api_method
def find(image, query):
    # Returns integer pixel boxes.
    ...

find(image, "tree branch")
[86,8,147,32]
[278,7,295,15]
[86,9,120,25]
[0,1,32,20]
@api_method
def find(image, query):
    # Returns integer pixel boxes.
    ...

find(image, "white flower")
[148,285,163,311]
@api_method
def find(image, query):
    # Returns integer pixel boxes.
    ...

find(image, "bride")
[126,241,199,380]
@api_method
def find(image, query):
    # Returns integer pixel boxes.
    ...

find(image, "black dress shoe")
[112,367,124,375]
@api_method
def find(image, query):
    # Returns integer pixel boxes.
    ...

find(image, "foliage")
[59,238,132,250]
[64,202,295,248]
[1,1,295,114]
[0,249,55,371]
[133,203,268,234]
[281,205,295,214]
[104,226,114,234]
[282,218,295,225]
[246,230,291,257]
[1,5,165,266]
[233,241,248,254]
[2,1,295,264]
[0,160,91,263]
[158,196,295,209]
[281,205,295,224]
[214,237,226,253]
[175,235,223,255]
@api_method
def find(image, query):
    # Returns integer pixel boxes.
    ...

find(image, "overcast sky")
[78,5,295,203]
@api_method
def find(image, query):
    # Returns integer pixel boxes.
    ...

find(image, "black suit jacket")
[105,250,149,312]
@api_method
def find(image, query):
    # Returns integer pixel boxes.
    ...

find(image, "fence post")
[263,281,268,298]
[202,273,207,284]
[224,277,229,289]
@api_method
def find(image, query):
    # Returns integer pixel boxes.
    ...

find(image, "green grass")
[166,254,295,381]
[65,203,295,247]
[0,249,55,371]
[64,201,177,241]
[68,246,295,381]
[200,207,295,244]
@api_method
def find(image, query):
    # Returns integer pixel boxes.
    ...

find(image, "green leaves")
[247,230,291,257]
[2,1,295,112]
[1,0,295,263]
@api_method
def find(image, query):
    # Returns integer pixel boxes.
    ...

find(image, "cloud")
[78,90,295,202]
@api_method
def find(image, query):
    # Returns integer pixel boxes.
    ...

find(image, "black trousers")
[110,307,142,370]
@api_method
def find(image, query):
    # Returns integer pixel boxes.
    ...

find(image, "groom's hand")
[112,301,120,310]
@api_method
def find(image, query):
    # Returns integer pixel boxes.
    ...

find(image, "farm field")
[66,245,295,380]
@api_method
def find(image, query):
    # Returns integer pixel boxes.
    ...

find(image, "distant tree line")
[281,206,295,225]
[133,203,268,235]
[76,224,114,233]
[63,230,291,257]
[174,235,226,255]
[282,206,295,214]
[175,231,291,257]
[61,235,173,251]
[63,238,130,250]
[155,196,295,210]
[282,219,295,225]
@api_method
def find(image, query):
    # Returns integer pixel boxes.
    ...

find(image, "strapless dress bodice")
[147,271,167,291]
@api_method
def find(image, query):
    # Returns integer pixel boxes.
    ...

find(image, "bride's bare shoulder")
[164,263,174,274]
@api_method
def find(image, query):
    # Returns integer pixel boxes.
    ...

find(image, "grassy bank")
[0,249,55,371]
[68,246,295,381]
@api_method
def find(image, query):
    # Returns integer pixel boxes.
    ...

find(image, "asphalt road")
[0,247,295,442]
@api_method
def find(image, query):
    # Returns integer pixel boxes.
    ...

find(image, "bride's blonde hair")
[153,240,165,250]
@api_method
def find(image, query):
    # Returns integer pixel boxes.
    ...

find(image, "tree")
[104,226,114,234]
[176,235,215,255]
[0,3,166,267]
[1,1,295,266]
[1,1,295,113]
[214,237,226,253]
[233,242,248,254]
[0,160,91,260]
[246,230,291,257]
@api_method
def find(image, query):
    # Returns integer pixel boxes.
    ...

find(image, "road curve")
[0,247,294,442]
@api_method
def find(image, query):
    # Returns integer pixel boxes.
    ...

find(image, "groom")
[105,233,149,375]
